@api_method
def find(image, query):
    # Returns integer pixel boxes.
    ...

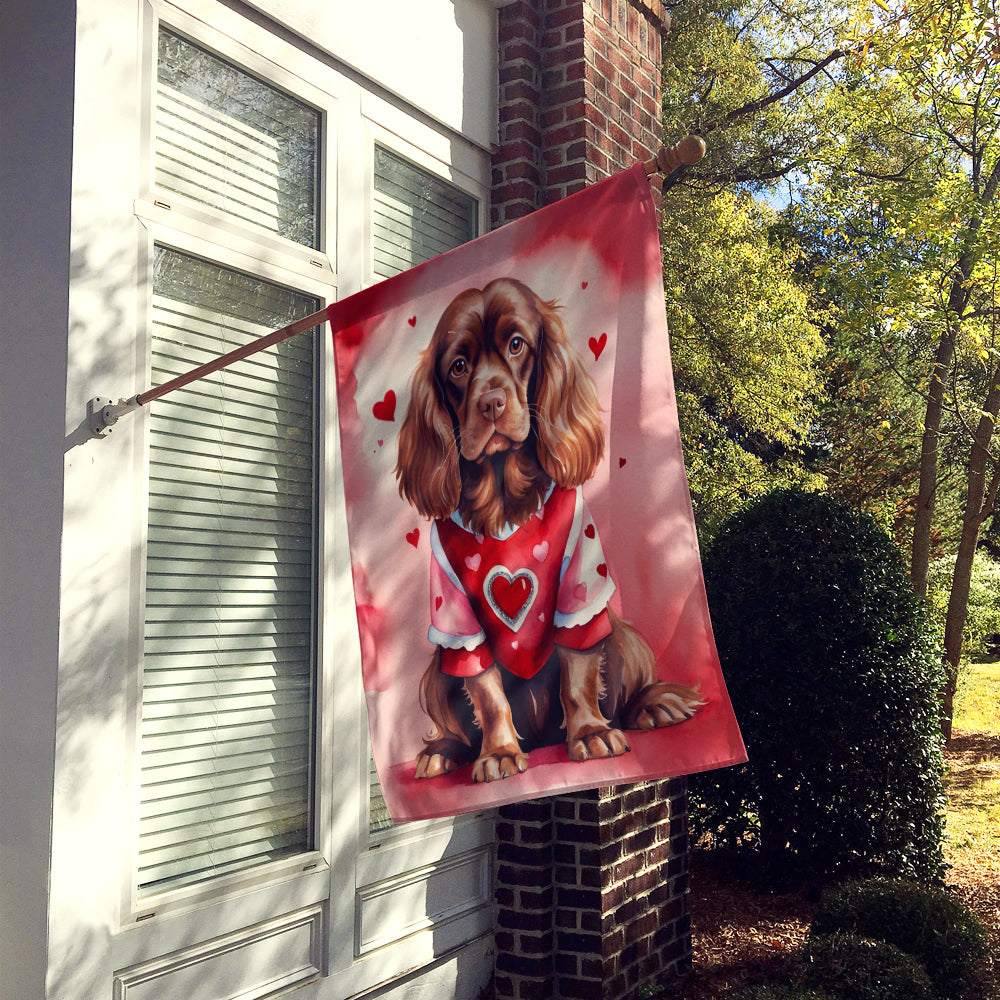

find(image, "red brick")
[542,39,587,69]
[499,100,539,124]
[503,78,542,104]
[545,80,588,107]
[560,979,604,1000]
[546,163,589,186]
[502,39,538,64]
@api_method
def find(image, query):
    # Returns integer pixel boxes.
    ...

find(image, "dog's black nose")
[478,388,506,421]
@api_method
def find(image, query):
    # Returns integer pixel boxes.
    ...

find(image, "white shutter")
[138,248,319,895]
[367,147,477,832]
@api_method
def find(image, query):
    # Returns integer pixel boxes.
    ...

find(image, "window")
[119,10,494,992]
[155,28,320,247]
[372,145,478,279]
[367,146,478,833]
[136,26,323,897]
[139,248,319,894]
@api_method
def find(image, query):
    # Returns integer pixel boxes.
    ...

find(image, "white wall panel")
[113,906,323,1000]
[242,0,498,151]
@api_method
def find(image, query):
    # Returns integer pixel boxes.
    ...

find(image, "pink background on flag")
[331,165,746,822]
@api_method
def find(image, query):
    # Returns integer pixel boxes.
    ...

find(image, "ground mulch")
[677,850,815,998]
[673,733,1000,999]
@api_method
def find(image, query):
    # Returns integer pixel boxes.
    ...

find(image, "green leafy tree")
[659,1,846,538]
[663,189,825,539]
[799,0,1000,735]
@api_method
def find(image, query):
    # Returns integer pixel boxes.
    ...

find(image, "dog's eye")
[509,336,525,357]
[450,358,468,378]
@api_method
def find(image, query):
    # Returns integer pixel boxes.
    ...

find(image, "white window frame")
[123,0,339,929]
[111,0,496,992]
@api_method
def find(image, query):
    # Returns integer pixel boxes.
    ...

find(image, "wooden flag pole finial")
[643,135,706,176]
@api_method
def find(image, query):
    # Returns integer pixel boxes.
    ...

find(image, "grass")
[941,658,1000,1000]
[955,657,1000,733]
[945,659,1000,868]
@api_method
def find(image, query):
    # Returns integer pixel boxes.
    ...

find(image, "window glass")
[156,27,320,248]
[372,146,477,278]
[138,246,318,895]
[368,147,478,832]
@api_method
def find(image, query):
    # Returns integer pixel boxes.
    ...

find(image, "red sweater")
[428,485,614,679]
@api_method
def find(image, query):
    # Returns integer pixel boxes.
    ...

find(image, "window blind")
[368,148,477,832]
[138,248,319,895]
[372,146,477,280]
[156,28,320,248]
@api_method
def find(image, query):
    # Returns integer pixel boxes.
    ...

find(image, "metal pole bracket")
[88,396,140,438]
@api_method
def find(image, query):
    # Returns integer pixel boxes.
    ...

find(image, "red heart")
[585,524,596,539]
[588,332,607,361]
[619,457,627,468]
[406,529,419,548]
[597,563,608,578]
[408,316,417,327]
[435,595,443,611]
[581,281,588,289]
[373,390,396,421]
[491,573,532,621]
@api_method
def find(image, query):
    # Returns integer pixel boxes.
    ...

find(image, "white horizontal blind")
[372,146,477,280]
[138,247,319,895]
[368,147,477,832]
[156,28,320,248]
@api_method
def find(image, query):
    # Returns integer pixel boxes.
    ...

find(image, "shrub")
[927,550,1000,659]
[691,489,946,882]
[792,933,934,1000]
[732,987,837,1000]
[811,878,988,998]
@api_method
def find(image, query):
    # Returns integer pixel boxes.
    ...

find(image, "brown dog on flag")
[395,278,704,782]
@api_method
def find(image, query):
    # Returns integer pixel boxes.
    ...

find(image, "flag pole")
[88,136,705,438]
[87,306,329,437]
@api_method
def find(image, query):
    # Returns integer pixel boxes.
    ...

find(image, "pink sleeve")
[428,523,489,673]
[555,491,616,629]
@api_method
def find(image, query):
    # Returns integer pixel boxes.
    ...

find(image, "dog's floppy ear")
[395,347,461,519]
[532,294,604,486]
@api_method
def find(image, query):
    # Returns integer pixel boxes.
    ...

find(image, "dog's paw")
[471,746,528,782]
[567,726,631,761]
[627,682,706,730]
[415,750,461,778]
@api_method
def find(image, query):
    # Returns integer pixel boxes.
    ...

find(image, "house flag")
[330,164,746,823]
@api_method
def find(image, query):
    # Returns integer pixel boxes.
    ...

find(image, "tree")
[662,0,854,195]
[660,1,999,736]
[662,188,825,539]
[659,0,847,539]
[799,0,1000,736]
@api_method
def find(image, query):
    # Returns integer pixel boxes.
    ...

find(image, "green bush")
[811,878,988,999]
[927,550,1000,658]
[732,987,837,1000]
[792,933,934,1000]
[691,488,947,882]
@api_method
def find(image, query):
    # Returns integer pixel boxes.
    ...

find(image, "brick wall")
[492,0,668,227]
[494,781,691,1000]
[490,8,691,997]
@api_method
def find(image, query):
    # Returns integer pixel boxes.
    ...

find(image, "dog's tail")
[419,650,474,748]
[604,609,706,725]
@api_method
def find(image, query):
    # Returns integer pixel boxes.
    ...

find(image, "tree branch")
[702,49,848,134]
